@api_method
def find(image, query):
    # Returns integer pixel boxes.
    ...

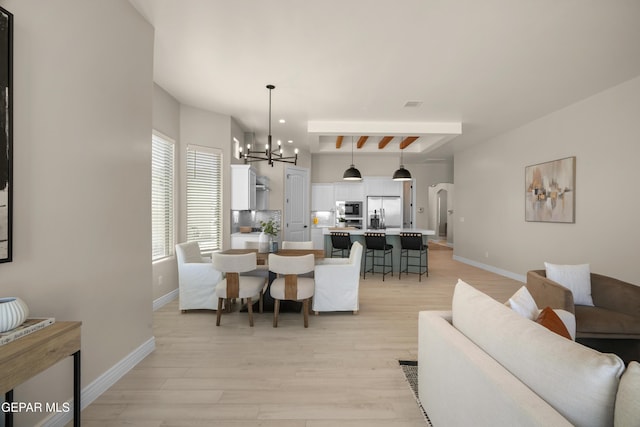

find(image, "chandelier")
[240,84,298,166]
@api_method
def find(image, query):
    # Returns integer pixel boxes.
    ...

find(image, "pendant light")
[343,136,362,181]
[392,142,412,181]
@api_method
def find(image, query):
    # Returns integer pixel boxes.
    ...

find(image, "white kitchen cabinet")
[311,228,326,250]
[311,183,335,211]
[231,164,256,210]
[334,181,364,202]
[363,177,402,197]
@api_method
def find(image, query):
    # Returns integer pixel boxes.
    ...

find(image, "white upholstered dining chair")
[268,253,315,328]
[281,241,314,250]
[313,241,363,314]
[211,252,267,327]
[175,241,223,311]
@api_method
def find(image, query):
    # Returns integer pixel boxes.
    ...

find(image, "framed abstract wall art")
[0,7,12,263]
[525,156,575,223]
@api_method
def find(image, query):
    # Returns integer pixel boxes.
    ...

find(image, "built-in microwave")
[343,201,363,218]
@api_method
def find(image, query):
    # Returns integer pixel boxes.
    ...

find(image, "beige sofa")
[418,280,640,427]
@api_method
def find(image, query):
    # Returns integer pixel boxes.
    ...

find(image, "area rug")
[399,360,433,426]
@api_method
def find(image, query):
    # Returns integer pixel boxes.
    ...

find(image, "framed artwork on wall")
[525,156,576,223]
[0,7,12,263]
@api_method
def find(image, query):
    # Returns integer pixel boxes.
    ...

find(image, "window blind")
[151,133,175,260]
[186,145,222,252]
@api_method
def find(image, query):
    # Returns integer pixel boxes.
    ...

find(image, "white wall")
[454,76,640,284]
[0,0,154,425]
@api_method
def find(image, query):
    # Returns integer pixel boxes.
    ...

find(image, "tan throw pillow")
[536,306,571,340]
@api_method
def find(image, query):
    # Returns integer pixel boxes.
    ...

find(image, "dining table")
[221,248,325,264]
[220,248,325,313]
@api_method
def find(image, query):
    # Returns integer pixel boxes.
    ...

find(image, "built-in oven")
[344,218,363,229]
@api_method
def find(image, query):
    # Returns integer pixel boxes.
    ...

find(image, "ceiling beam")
[378,136,394,149]
[308,120,462,135]
[399,136,419,149]
[335,135,343,149]
[356,136,369,148]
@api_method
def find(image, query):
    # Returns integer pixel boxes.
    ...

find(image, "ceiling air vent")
[403,101,423,108]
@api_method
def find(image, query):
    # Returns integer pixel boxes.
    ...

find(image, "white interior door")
[284,166,309,242]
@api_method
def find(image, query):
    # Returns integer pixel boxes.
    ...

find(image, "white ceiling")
[129,0,640,161]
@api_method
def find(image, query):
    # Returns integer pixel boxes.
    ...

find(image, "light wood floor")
[78,245,522,427]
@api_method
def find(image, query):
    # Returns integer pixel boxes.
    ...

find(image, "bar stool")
[330,232,352,258]
[363,232,393,281]
[399,232,428,282]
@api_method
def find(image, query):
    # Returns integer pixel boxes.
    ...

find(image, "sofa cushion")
[614,361,640,427]
[452,279,625,427]
[545,262,594,306]
[536,307,571,340]
[575,306,640,336]
[508,286,539,320]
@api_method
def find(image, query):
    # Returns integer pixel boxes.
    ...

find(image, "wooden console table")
[0,321,82,427]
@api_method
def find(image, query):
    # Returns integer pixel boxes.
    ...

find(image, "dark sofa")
[526,270,640,339]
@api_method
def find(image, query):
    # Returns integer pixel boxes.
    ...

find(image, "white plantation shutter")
[151,133,175,260]
[186,145,222,252]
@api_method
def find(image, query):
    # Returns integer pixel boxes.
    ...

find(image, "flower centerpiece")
[258,218,280,252]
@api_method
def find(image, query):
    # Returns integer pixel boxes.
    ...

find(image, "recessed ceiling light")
[279,119,286,123]
[404,101,423,108]
[288,140,293,143]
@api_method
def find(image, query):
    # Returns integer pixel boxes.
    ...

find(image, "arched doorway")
[428,183,454,246]
[437,189,448,239]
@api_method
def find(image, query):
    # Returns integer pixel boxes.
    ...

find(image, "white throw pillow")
[544,262,594,306]
[507,286,539,320]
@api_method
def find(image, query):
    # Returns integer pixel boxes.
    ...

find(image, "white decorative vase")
[0,297,29,333]
[258,232,271,253]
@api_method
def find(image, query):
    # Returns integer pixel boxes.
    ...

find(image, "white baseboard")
[38,337,156,427]
[153,288,178,311]
[453,255,526,283]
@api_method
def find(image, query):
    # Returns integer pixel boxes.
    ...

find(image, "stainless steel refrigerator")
[367,196,402,229]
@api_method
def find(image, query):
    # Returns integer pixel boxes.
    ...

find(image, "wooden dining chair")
[211,252,267,327]
[268,253,315,328]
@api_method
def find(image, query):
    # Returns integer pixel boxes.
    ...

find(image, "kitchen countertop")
[322,228,435,236]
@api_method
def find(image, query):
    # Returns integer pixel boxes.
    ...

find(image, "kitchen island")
[322,228,435,276]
